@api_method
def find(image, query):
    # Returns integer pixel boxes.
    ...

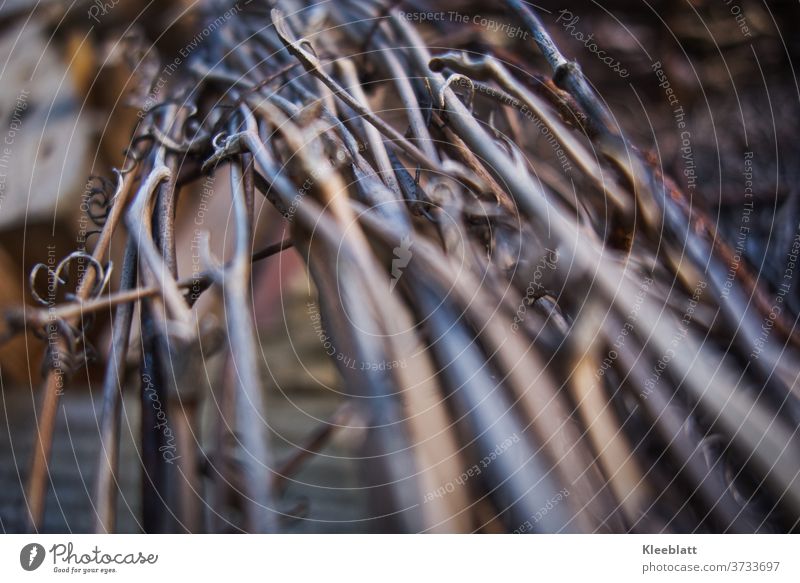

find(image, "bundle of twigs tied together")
[10,0,800,533]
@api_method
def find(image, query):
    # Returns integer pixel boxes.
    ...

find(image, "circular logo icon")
[20,543,46,571]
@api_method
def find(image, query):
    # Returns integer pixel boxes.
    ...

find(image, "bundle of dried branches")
[6,0,799,533]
